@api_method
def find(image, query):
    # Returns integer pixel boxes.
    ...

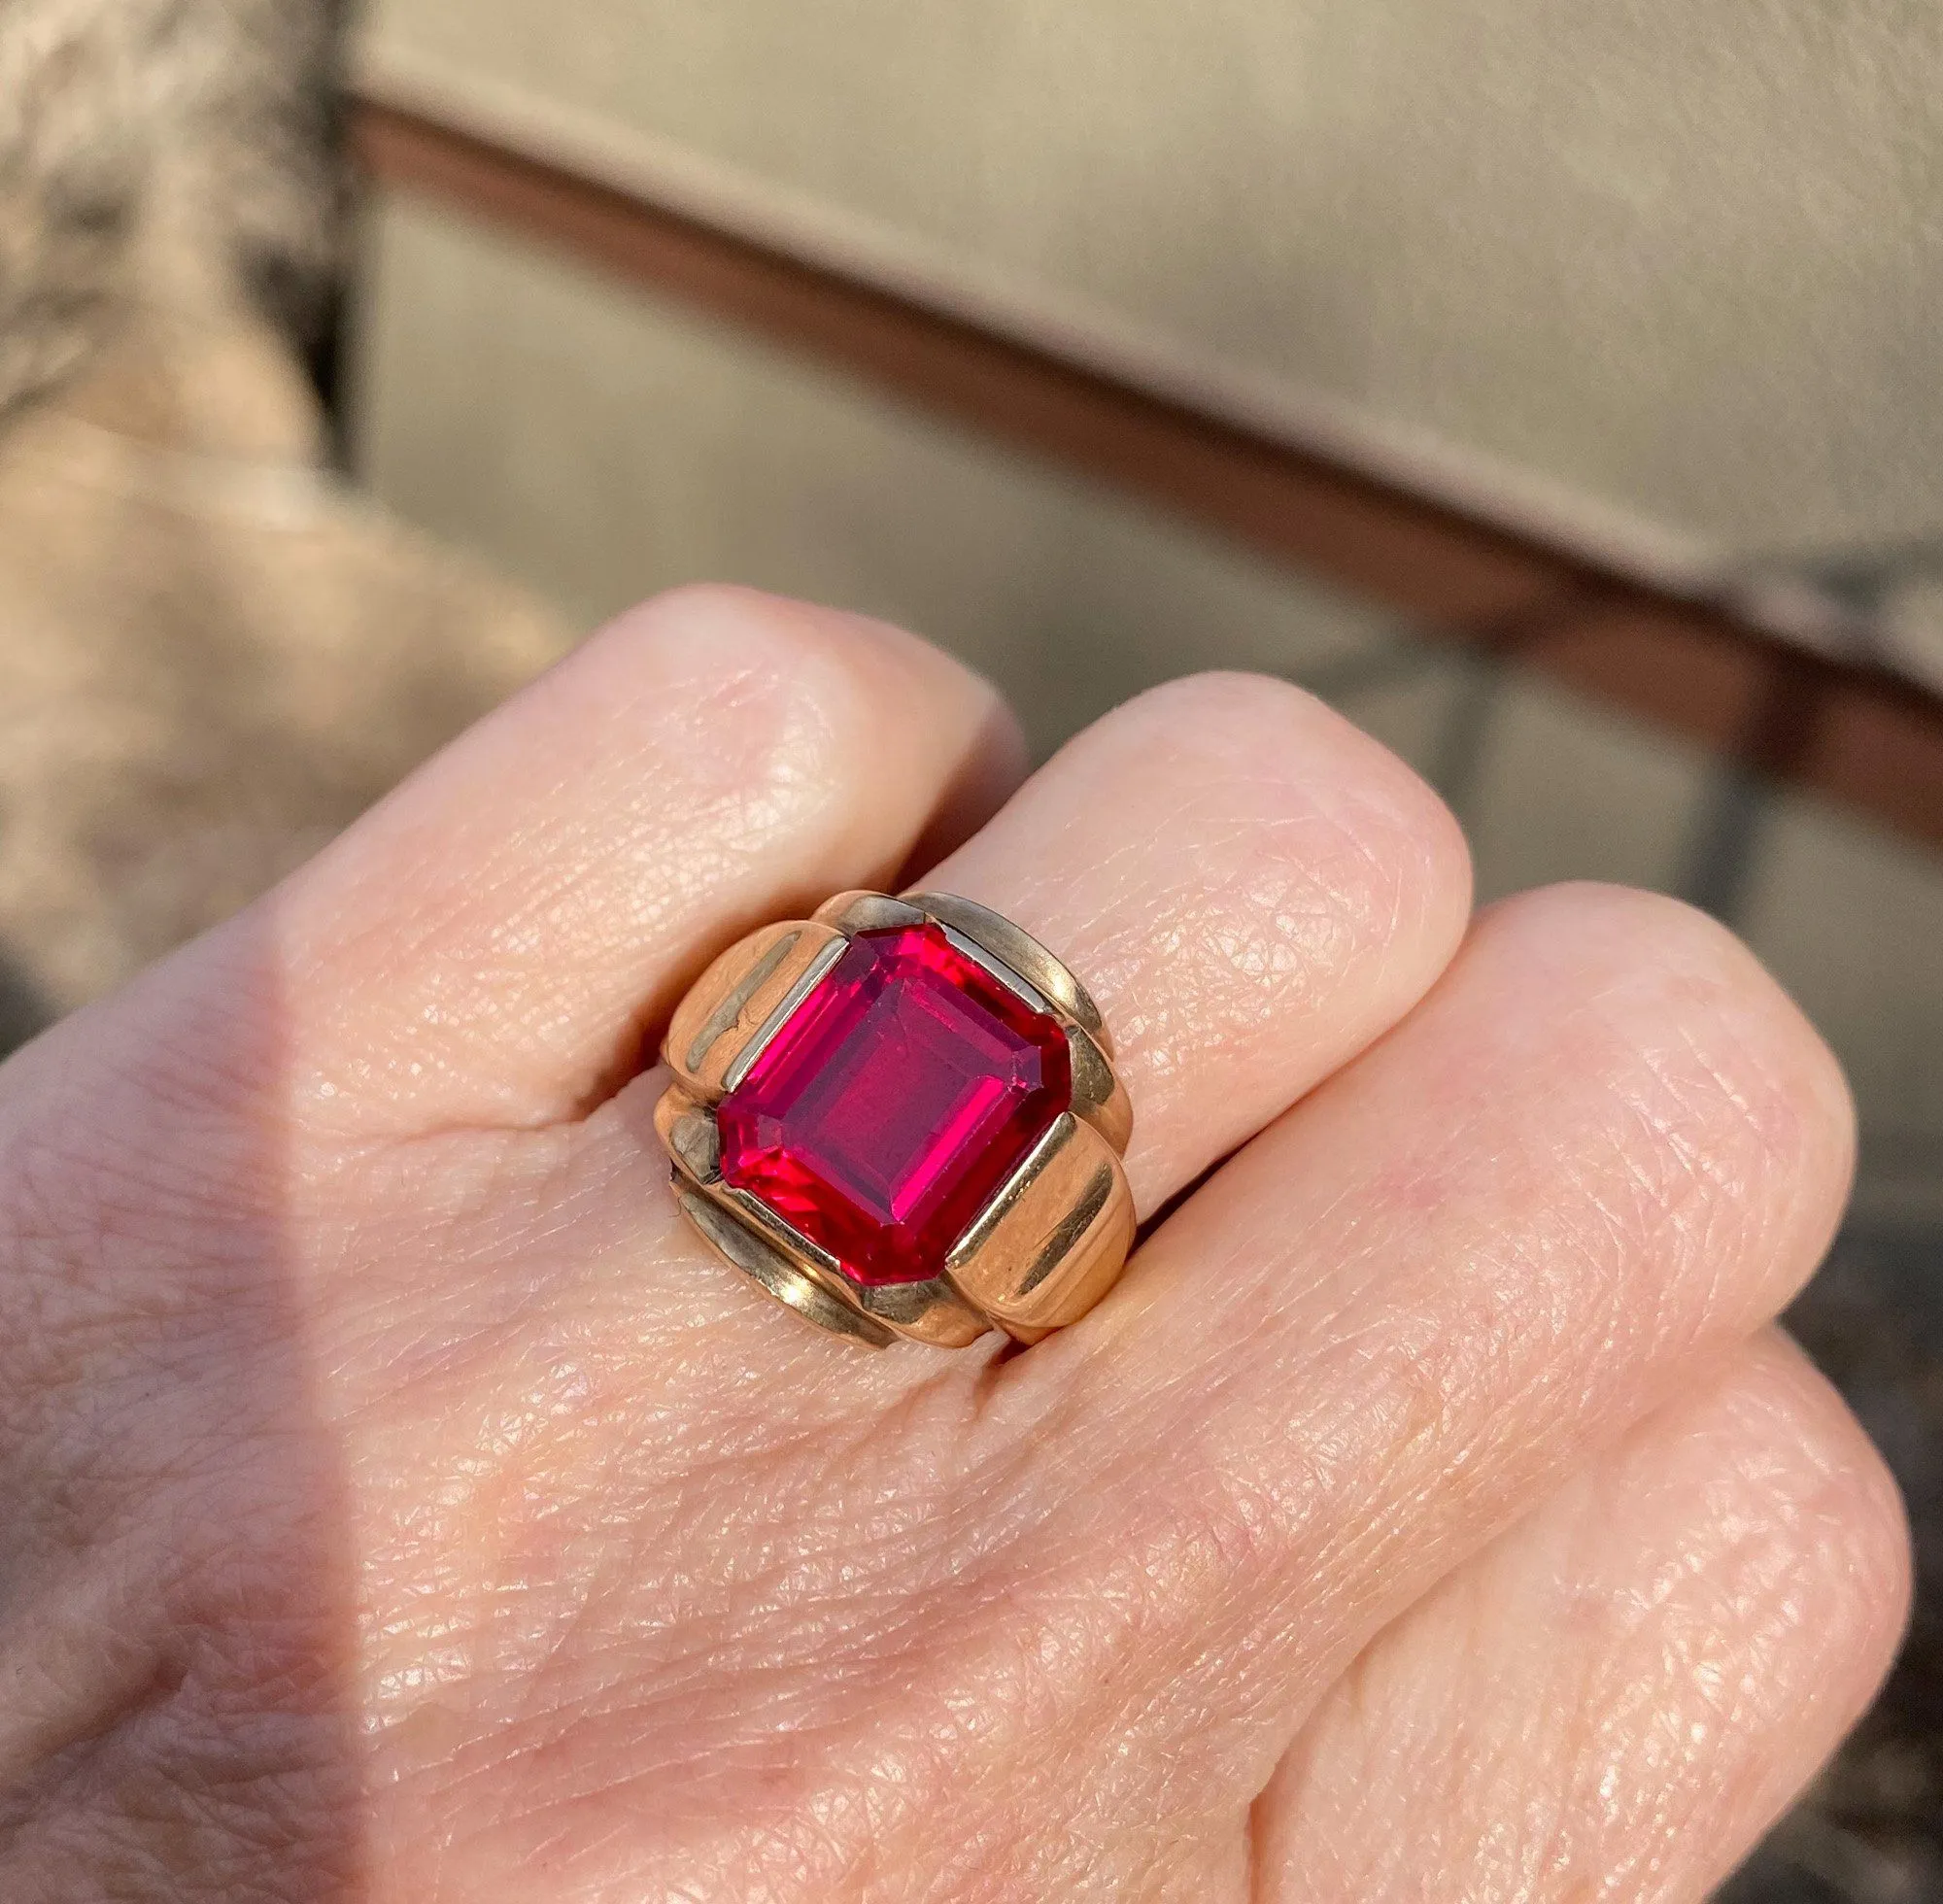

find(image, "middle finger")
[919,669,1474,1218]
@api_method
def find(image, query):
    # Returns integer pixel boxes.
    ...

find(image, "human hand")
[0,587,1908,1900]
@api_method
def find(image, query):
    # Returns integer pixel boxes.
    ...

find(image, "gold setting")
[655,890,1136,1349]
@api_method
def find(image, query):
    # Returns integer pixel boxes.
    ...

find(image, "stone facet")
[717,924,1073,1287]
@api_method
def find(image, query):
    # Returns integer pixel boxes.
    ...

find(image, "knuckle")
[1735,1352,1914,1673]
[1070,673,1469,1005]
[1616,1349,1914,1780]
[1498,881,1854,1267]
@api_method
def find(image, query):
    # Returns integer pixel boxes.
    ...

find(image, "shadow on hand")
[0,951,50,1063]
[0,910,364,1898]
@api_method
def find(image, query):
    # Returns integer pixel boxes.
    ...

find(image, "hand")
[0,587,1908,1901]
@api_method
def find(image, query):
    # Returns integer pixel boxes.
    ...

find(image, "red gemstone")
[716,924,1074,1287]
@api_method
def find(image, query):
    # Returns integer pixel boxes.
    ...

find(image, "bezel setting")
[656,891,1136,1348]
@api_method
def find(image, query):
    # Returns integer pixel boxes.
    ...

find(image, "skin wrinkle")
[929,673,1472,1221]
[987,892,1855,1819]
[698,1536,1160,1893]
[354,1282,1065,1787]
[0,602,1904,1899]
[310,1092,838,1410]
[1263,1339,1907,1902]
[281,589,1020,1142]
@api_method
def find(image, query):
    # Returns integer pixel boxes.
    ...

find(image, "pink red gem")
[716,924,1073,1287]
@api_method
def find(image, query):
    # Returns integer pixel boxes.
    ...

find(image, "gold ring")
[655,891,1135,1348]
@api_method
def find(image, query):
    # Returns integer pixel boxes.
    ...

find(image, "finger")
[997,884,1857,1798]
[916,670,1474,1214]
[267,585,1025,1135]
[1258,1330,1910,1904]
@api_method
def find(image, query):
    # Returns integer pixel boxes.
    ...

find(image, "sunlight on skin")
[0,587,1909,1902]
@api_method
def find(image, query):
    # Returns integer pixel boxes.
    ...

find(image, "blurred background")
[1,4,1939,1895]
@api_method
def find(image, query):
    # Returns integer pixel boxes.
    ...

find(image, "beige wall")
[350,193,1391,758]
[352,189,1722,900]
[359,0,1943,652]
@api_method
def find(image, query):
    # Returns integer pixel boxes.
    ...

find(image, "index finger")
[266,586,1025,1138]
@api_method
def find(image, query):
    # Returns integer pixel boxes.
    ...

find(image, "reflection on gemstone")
[717,924,1073,1286]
